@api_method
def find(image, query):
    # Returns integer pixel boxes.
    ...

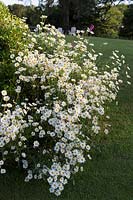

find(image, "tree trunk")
[59,0,70,34]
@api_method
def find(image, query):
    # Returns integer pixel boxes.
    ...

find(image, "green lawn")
[0,37,133,200]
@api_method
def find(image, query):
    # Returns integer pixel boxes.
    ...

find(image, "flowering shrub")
[0,15,131,196]
[0,2,29,57]
[0,2,30,90]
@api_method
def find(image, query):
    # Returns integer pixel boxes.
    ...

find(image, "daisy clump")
[0,16,131,196]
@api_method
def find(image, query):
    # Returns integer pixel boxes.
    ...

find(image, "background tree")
[58,0,70,33]
[95,5,125,38]
[26,6,43,27]
[74,0,96,28]
[57,0,97,32]
[94,0,127,28]
[8,4,27,18]
[120,4,133,39]
[8,4,43,29]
